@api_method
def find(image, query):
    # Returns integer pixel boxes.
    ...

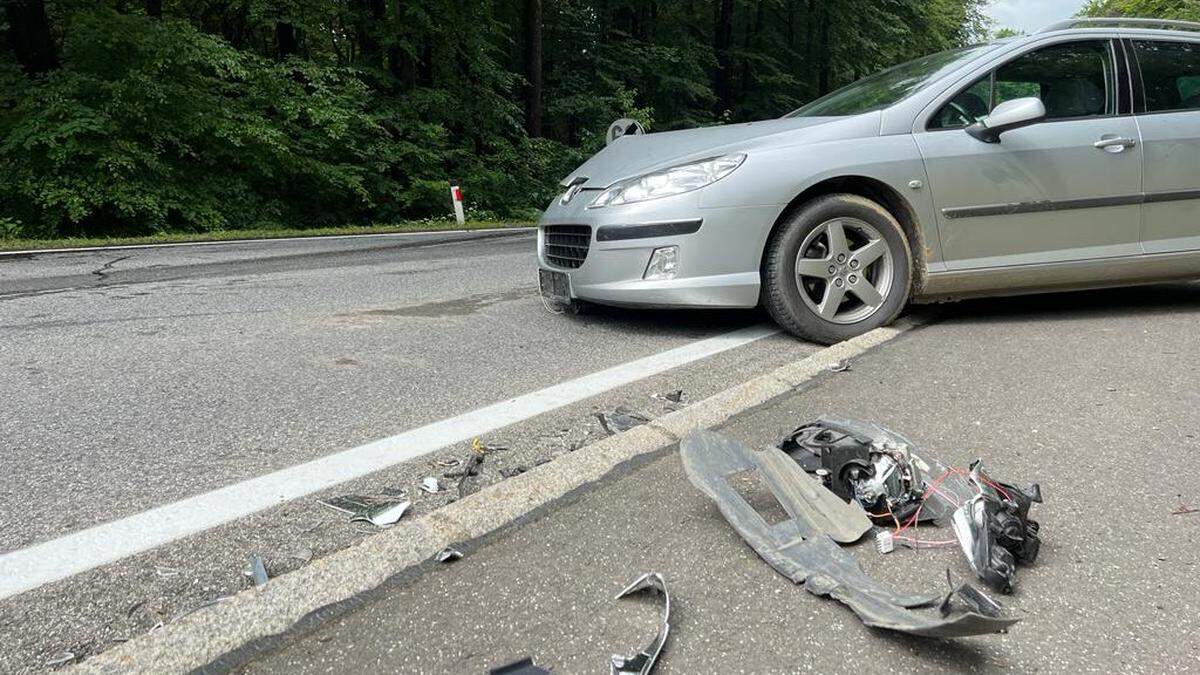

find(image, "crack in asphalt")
[91,256,131,282]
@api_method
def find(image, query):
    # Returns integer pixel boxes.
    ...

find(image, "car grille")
[543,225,592,269]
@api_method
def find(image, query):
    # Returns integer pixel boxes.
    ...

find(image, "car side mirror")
[966,97,1047,144]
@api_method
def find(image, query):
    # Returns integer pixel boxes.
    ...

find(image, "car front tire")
[763,194,912,345]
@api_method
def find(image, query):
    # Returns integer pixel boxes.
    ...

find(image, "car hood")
[563,113,881,189]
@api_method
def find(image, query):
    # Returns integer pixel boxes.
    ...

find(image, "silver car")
[537,18,1200,344]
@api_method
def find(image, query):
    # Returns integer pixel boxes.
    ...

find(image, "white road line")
[0,227,533,257]
[0,324,780,600]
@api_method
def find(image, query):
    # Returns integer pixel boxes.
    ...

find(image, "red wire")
[877,463,1013,548]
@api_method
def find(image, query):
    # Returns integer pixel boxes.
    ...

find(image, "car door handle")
[1093,136,1137,152]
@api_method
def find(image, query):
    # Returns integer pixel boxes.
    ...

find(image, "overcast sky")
[986,0,1091,34]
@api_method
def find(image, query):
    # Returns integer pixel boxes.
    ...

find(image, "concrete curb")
[76,317,924,674]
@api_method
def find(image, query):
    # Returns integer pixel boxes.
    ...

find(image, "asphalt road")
[0,231,818,671]
[243,283,1200,674]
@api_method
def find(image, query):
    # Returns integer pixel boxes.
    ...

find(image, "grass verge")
[0,221,534,253]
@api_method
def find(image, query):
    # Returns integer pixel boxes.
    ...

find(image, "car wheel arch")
[759,176,927,300]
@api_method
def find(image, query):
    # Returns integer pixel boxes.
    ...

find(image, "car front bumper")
[536,191,781,309]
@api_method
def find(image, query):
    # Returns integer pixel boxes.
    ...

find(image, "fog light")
[644,246,679,281]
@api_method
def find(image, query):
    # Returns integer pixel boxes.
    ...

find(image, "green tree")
[0,0,994,239]
[1080,0,1200,22]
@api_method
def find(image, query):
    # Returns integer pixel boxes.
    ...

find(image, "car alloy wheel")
[793,218,894,325]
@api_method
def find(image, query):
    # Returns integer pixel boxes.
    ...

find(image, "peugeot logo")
[560,179,586,205]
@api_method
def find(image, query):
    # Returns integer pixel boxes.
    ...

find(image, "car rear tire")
[763,194,912,345]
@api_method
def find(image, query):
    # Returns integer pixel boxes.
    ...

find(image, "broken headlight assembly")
[780,417,1044,594]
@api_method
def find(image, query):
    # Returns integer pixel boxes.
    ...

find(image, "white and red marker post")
[449,182,466,226]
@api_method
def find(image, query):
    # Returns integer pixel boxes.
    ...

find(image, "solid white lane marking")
[0,324,781,599]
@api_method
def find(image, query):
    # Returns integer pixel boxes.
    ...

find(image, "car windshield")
[786,45,996,117]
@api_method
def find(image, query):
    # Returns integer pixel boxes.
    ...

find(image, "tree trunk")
[276,22,299,58]
[714,0,735,114]
[818,8,831,95]
[5,0,58,74]
[354,0,386,67]
[523,0,543,137]
[145,0,162,17]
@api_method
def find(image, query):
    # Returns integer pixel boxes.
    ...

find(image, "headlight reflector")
[589,154,746,208]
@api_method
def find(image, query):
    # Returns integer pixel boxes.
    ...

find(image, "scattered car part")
[827,359,852,373]
[45,651,76,668]
[421,477,442,494]
[652,390,686,411]
[350,500,411,528]
[318,495,411,527]
[435,547,463,563]
[246,554,268,587]
[875,530,895,555]
[951,461,1042,593]
[610,572,670,675]
[781,417,974,526]
[597,408,651,435]
[938,569,1003,618]
[682,430,1019,637]
[783,418,1044,592]
[490,657,551,675]
[317,494,378,516]
[1171,504,1199,515]
[444,453,483,479]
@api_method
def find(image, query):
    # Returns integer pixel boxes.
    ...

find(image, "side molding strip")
[941,189,1200,220]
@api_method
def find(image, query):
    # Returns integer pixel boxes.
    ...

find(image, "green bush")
[1,10,390,237]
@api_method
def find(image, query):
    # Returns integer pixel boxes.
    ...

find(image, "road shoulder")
[76,319,923,673]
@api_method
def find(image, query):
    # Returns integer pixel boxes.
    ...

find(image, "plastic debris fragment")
[45,652,76,668]
[827,359,852,372]
[350,501,411,528]
[610,572,670,675]
[246,554,268,587]
[597,407,651,435]
[318,494,411,528]
[435,547,463,563]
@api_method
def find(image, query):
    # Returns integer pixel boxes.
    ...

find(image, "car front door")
[1128,37,1200,254]
[915,39,1143,270]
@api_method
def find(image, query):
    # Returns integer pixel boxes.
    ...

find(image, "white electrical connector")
[875,530,895,555]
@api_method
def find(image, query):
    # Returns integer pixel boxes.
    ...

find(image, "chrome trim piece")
[941,189,1200,220]
[595,219,703,242]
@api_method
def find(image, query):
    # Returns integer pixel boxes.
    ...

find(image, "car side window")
[928,76,992,129]
[929,40,1116,130]
[1132,40,1200,113]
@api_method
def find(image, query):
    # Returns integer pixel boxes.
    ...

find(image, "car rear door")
[1126,36,1200,254]
[914,38,1144,270]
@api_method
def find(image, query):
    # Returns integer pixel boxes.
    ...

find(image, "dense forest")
[0,1,1190,239]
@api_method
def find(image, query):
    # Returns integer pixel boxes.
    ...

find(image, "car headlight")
[588,154,746,208]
